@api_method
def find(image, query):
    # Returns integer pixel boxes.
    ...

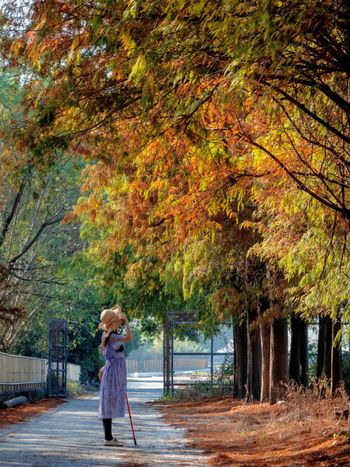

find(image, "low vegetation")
[160,381,350,466]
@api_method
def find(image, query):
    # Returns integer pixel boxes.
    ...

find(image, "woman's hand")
[116,310,127,325]
[112,309,132,343]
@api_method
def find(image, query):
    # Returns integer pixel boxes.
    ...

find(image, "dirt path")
[0,387,209,466]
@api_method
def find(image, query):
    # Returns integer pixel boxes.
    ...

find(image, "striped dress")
[98,332,126,419]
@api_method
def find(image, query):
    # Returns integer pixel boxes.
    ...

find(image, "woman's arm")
[120,317,132,343]
[113,310,132,343]
[101,330,111,348]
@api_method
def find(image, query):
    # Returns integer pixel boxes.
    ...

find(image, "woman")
[98,305,132,446]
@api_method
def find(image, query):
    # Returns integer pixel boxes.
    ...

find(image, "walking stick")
[125,393,137,446]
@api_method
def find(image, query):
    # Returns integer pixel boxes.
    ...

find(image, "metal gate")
[48,318,67,397]
[163,313,233,394]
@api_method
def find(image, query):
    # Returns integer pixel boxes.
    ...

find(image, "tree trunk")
[317,315,342,394]
[331,319,342,395]
[289,315,309,386]
[316,316,325,378]
[324,316,333,379]
[260,320,270,402]
[269,318,288,403]
[234,318,247,399]
[289,315,301,383]
[246,307,261,401]
[300,319,309,387]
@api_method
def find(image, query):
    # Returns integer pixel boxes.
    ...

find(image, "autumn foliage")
[0,0,350,399]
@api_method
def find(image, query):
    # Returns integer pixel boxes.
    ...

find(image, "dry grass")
[0,398,65,428]
[159,381,350,466]
[282,379,349,430]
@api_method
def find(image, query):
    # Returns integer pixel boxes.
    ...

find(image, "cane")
[125,393,137,446]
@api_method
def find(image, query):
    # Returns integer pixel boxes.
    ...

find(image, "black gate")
[48,319,68,397]
[163,313,233,394]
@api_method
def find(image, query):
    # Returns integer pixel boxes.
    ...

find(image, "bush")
[67,381,88,397]
[285,377,349,422]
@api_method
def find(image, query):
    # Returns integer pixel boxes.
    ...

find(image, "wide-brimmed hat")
[98,307,122,331]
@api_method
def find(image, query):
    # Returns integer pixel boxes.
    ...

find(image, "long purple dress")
[98,332,126,419]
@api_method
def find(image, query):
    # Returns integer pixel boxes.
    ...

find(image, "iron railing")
[163,316,233,394]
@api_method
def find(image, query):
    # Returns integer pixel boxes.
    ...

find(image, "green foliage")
[67,381,87,397]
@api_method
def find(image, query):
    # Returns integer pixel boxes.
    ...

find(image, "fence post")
[163,317,171,394]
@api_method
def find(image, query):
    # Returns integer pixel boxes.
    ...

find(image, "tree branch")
[263,81,350,146]
[0,178,26,248]
[241,134,350,220]
[9,208,66,264]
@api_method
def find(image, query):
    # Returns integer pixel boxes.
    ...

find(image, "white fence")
[0,351,80,390]
[0,352,47,385]
[67,363,80,382]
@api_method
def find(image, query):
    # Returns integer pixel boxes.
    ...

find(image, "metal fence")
[163,316,233,393]
[48,319,68,397]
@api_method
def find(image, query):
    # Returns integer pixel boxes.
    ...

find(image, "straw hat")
[98,306,122,331]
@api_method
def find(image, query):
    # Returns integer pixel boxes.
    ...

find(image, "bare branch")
[9,208,66,264]
[0,178,26,248]
[9,270,65,286]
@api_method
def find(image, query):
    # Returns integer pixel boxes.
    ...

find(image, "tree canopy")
[0,0,349,390]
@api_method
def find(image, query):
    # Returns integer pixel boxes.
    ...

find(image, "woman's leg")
[102,418,113,441]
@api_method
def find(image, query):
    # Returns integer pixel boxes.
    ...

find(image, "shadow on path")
[0,385,209,466]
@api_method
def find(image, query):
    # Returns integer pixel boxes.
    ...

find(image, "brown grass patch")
[0,398,65,428]
[158,385,350,466]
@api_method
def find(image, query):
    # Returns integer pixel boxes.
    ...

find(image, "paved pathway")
[0,377,209,466]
